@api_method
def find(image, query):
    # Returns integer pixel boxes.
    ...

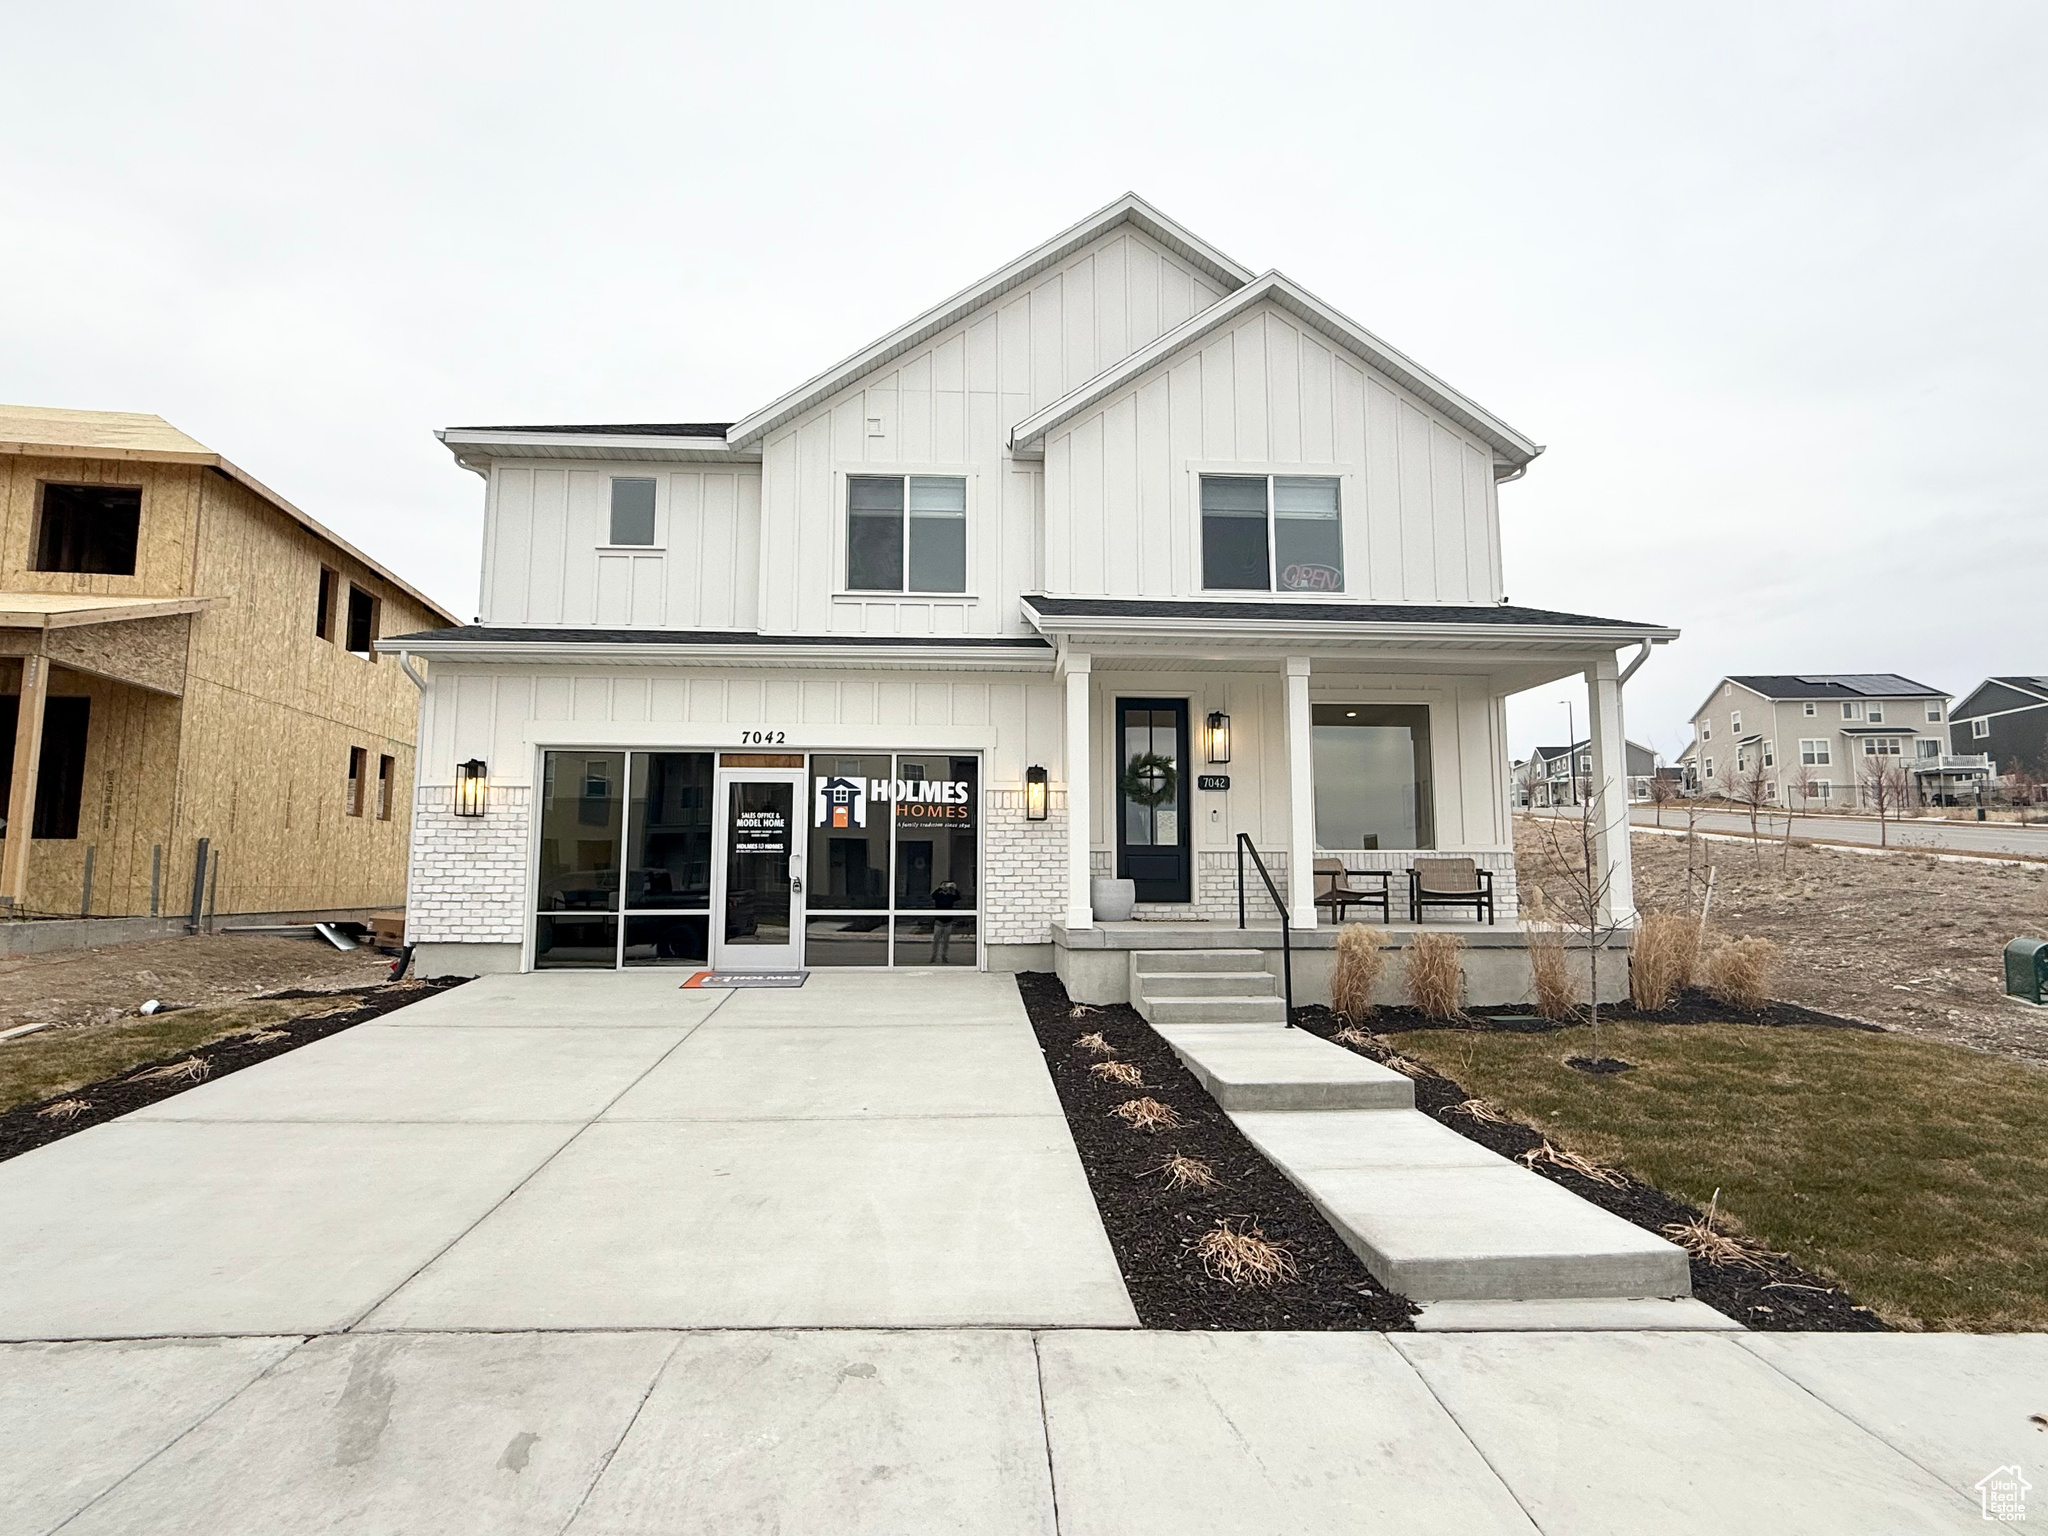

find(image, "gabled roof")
[1,405,460,626]
[1007,271,1541,473]
[723,193,1254,448]
[1726,673,1944,701]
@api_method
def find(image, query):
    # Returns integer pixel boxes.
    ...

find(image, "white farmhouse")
[386,195,1676,1001]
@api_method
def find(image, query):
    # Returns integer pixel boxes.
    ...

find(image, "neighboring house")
[1950,676,2048,786]
[1515,739,1656,807]
[0,405,457,922]
[388,194,1676,990]
[1676,674,1991,808]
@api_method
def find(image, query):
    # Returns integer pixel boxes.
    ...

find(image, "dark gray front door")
[1116,698,1190,904]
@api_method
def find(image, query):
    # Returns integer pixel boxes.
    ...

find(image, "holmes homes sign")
[814,775,975,829]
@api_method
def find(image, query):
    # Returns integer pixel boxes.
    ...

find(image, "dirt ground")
[1518,819,2048,1068]
[0,932,395,1036]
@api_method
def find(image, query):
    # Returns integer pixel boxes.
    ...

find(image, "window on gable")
[1701,720,1711,741]
[346,585,377,658]
[1973,718,1990,740]
[610,478,657,546]
[1200,475,1343,593]
[1762,741,1774,767]
[316,567,337,640]
[846,475,966,593]
[1731,711,1741,733]
[34,484,140,575]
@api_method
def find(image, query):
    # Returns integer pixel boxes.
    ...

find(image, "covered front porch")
[1026,597,1671,1007]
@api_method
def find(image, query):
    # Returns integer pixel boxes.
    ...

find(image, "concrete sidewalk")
[0,970,1135,1338]
[9,1327,2032,1533]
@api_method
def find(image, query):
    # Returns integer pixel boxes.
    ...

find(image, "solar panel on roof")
[1836,674,1919,695]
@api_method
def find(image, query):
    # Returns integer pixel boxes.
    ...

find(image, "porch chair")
[1407,857,1495,925]
[1313,858,1390,924]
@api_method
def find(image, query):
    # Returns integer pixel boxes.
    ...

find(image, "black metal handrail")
[1235,833,1294,1026]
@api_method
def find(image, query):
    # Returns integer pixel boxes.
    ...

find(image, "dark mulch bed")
[1318,987,1883,1037]
[0,976,470,1165]
[1293,1009,1890,1332]
[1017,972,1417,1330]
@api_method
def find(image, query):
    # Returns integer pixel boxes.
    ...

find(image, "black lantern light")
[1206,710,1232,765]
[454,758,489,818]
[1024,764,1049,821]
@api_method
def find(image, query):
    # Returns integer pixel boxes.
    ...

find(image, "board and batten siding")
[481,466,762,630]
[1041,300,1504,605]
[754,226,1230,640]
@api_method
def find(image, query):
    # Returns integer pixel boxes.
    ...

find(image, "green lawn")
[1396,1021,2048,1331]
[0,998,334,1114]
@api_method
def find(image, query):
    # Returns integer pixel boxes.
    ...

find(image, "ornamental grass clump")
[1110,1097,1185,1132]
[1072,1031,1115,1056]
[1089,1059,1144,1087]
[1192,1217,1299,1288]
[1403,932,1466,1021]
[1630,910,1698,1012]
[1145,1152,1223,1192]
[1519,1138,1625,1188]
[129,1057,210,1085]
[1331,923,1388,1023]
[1661,1190,1778,1270]
[35,1097,91,1121]
[1702,935,1778,1013]
[1525,925,1576,1022]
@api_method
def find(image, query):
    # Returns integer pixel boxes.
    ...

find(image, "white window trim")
[1803,701,1816,716]
[605,475,665,551]
[1189,464,1353,598]
[836,466,977,598]
[1925,701,1943,722]
[1972,718,1990,739]
[1730,711,1741,733]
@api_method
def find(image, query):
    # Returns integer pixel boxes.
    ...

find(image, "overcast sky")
[5,2,2042,758]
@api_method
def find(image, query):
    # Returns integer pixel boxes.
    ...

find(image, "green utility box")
[2006,937,2048,1006]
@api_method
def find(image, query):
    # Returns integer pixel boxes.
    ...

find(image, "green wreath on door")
[1120,752,1178,809]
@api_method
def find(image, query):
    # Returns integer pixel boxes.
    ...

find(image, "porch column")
[1283,655,1317,928]
[1063,652,1093,930]
[1585,653,1637,926]
[1,651,49,909]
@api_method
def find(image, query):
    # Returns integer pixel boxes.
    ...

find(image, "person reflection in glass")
[928,880,961,963]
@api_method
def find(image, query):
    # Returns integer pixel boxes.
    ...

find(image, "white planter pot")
[1091,877,1137,923]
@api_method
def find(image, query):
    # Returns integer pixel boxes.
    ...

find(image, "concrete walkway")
[7,1327,2033,1532]
[0,971,1135,1337]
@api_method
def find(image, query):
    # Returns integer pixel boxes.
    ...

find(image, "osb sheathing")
[0,454,441,917]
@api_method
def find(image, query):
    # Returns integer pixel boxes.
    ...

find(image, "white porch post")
[1063,652,1094,930]
[1586,654,1637,926]
[1283,655,1317,928]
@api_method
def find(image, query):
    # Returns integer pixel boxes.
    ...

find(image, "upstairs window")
[376,754,396,818]
[34,484,140,575]
[1867,703,1884,723]
[609,478,657,546]
[346,585,377,657]
[1925,701,1943,722]
[1915,738,1941,759]
[1972,718,1990,740]
[1730,710,1741,733]
[346,747,367,816]
[1842,701,1863,720]
[1200,475,1342,593]
[1803,701,1816,716]
[846,475,966,593]
[315,568,338,640]
[1800,739,1830,765]
[1701,720,1711,741]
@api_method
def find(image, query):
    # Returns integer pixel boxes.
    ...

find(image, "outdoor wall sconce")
[454,759,489,817]
[1024,764,1049,821]
[1206,710,1232,765]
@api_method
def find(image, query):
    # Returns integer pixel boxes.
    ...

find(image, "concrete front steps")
[1150,1020,1703,1317]
[1130,949,1286,1027]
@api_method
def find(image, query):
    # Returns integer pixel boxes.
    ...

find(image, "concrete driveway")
[0,970,1135,1338]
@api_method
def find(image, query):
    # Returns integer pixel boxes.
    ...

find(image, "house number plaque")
[1196,774,1231,792]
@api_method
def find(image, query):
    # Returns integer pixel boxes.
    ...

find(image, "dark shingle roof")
[448,423,732,437]
[1729,673,1943,700]
[1022,597,1664,629]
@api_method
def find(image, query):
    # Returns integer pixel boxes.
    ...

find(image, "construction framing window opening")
[0,696,90,839]
[34,484,141,575]
[346,586,377,657]
[346,747,367,816]
[316,568,338,639]
[1311,703,1434,850]
[376,755,395,819]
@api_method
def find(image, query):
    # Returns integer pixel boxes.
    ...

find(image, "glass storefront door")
[711,769,804,969]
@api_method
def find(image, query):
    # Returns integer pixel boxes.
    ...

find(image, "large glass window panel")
[847,476,905,590]
[895,914,976,967]
[906,476,967,592]
[1311,704,1434,850]
[808,754,893,908]
[1200,475,1271,589]
[1121,709,1181,848]
[1273,476,1343,592]
[538,751,623,913]
[627,752,713,910]
[805,915,890,966]
[893,755,978,910]
[534,915,619,969]
[622,914,708,967]
[609,478,657,545]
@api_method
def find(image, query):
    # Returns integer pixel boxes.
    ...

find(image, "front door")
[1116,698,1191,904]
[711,769,805,969]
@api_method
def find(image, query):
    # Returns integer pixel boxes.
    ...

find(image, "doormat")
[680,971,809,989]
